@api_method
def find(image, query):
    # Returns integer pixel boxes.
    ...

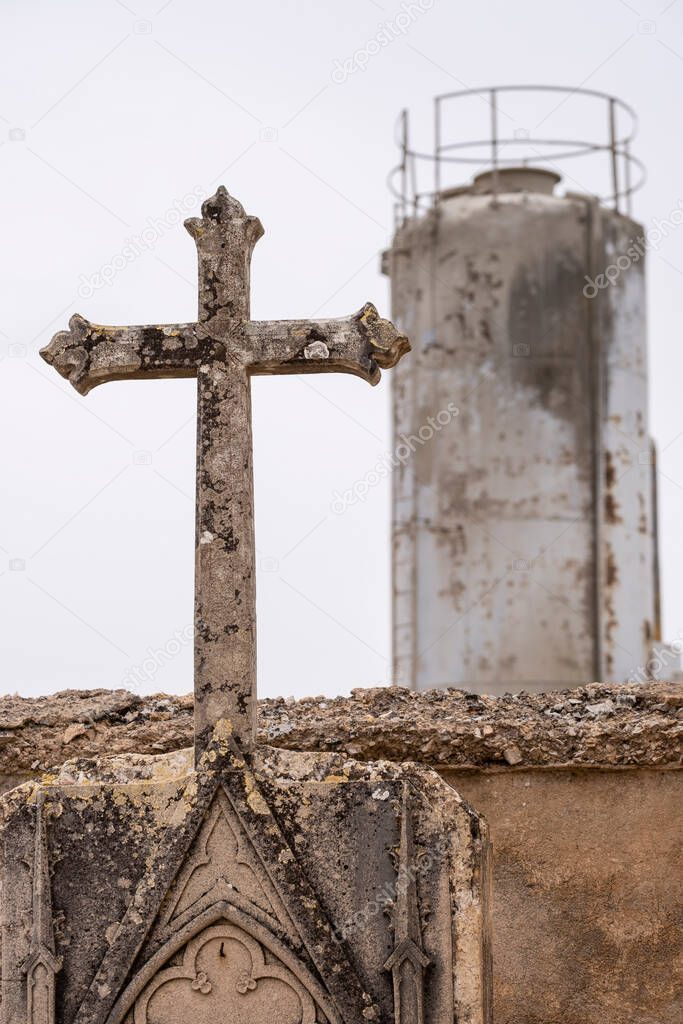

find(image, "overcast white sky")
[2,0,683,701]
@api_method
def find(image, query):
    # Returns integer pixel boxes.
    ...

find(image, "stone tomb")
[2,740,490,1024]
[0,189,491,1024]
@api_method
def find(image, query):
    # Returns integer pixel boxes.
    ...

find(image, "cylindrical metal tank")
[387,165,658,693]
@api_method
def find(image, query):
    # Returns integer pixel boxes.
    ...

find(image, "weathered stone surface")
[1,733,491,1024]
[0,681,678,780]
[1,683,679,1024]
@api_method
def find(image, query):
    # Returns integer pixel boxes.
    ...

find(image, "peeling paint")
[387,185,657,691]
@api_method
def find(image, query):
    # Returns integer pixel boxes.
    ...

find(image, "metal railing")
[389,86,646,226]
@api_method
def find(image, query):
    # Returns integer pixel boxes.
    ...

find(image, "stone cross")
[41,187,409,762]
[2,187,490,1024]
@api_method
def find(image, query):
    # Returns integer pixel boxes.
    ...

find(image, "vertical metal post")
[609,97,619,213]
[625,139,632,217]
[410,153,418,217]
[582,196,605,682]
[490,89,499,203]
[401,109,408,225]
[651,439,662,651]
[434,95,441,204]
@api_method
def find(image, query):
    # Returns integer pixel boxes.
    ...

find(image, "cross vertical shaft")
[185,190,264,757]
[195,362,256,754]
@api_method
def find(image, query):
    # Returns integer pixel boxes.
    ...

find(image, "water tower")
[385,86,659,694]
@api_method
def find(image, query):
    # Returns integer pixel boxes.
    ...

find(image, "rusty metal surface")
[388,186,656,693]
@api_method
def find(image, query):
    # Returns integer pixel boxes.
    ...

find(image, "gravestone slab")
[0,188,492,1024]
[2,740,491,1024]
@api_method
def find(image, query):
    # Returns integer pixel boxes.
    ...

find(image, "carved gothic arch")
[154,785,299,945]
[105,900,344,1024]
[133,925,317,1024]
[72,740,372,1024]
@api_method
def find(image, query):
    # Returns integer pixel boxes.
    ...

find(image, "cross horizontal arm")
[40,314,222,395]
[243,303,410,385]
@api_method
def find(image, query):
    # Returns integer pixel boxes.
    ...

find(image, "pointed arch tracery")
[106,901,342,1024]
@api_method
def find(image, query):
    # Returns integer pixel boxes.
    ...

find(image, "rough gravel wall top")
[0,681,679,780]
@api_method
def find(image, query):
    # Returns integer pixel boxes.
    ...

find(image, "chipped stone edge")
[0,682,680,781]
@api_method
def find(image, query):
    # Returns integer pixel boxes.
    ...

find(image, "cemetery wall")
[0,682,680,1024]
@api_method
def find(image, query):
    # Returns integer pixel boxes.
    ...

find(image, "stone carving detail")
[23,796,61,1024]
[384,784,430,1024]
[160,788,293,936]
[190,971,212,994]
[79,745,367,1024]
[133,924,320,1024]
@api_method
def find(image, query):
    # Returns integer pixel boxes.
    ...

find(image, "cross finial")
[184,185,263,325]
[41,187,410,762]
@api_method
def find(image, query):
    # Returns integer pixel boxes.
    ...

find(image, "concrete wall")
[0,683,680,1024]
[447,767,681,1024]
